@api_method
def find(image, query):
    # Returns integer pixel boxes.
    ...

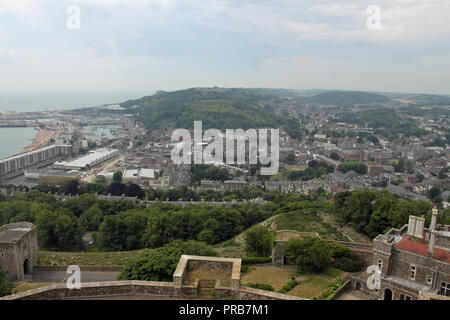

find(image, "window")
[377,259,383,271]
[426,276,432,285]
[405,296,411,300]
[410,266,416,280]
[440,282,450,297]
[400,294,405,300]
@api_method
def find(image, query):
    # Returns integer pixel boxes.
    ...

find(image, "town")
[0,87,448,302]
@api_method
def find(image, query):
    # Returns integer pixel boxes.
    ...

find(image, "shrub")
[164,240,217,256]
[118,246,182,281]
[244,283,275,292]
[241,257,272,265]
[279,279,299,294]
[319,280,344,300]
[0,268,15,297]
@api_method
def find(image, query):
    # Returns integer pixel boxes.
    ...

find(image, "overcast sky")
[1,0,450,95]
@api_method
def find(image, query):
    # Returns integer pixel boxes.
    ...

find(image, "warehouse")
[54,148,119,170]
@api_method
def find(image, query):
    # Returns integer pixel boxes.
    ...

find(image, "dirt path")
[233,214,280,245]
[317,212,371,244]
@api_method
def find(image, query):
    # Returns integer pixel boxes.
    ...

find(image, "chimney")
[415,216,425,239]
[428,207,438,258]
[407,215,425,239]
[407,215,417,237]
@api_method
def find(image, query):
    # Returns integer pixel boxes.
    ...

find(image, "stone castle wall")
[0,222,38,281]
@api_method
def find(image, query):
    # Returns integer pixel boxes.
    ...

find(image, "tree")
[164,240,217,256]
[97,211,148,251]
[118,246,182,281]
[79,204,103,231]
[330,152,340,161]
[0,268,15,297]
[429,187,442,202]
[124,183,145,199]
[112,171,123,183]
[416,173,425,183]
[438,167,449,180]
[284,152,296,164]
[107,182,126,196]
[244,226,272,257]
[338,161,367,174]
[35,209,84,251]
[53,213,85,251]
[284,237,331,272]
[62,180,80,195]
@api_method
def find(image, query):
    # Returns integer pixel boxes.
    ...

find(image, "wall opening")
[23,259,29,275]
[384,288,393,300]
[355,282,362,290]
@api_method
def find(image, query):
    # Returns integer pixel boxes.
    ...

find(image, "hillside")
[387,93,450,106]
[122,88,302,139]
[298,90,390,107]
[335,108,427,137]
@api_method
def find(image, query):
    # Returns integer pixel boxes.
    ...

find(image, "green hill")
[123,88,302,139]
[299,90,390,107]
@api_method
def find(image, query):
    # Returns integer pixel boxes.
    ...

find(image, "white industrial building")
[55,149,119,170]
[122,168,157,184]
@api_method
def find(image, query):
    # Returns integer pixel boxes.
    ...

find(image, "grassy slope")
[274,211,349,241]
[38,249,150,267]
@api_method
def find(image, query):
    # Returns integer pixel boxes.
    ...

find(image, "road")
[31,271,120,283]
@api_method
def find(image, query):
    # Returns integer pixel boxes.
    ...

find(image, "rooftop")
[395,237,450,264]
[56,149,118,169]
[0,227,32,243]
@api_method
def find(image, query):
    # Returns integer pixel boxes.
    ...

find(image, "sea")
[0,127,37,159]
[0,92,149,159]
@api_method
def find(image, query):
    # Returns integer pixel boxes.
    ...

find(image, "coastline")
[22,128,55,153]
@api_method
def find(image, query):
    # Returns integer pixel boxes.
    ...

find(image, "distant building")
[200,180,223,192]
[367,165,384,178]
[224,180,249,192]
[54,148,119,170]
[24,169,81,183]
[0,145,72,178]
[122,168,157,184]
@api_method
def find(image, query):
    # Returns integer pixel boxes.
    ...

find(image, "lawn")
[38,249,151,267]
[287,276,331,299]
[321,266,344,279]
[241,267,299,292]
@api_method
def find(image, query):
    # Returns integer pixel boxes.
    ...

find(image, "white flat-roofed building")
[122,168,157,184]
[140,168,155,180]
[123,169,139,183]
[55,148,119,170]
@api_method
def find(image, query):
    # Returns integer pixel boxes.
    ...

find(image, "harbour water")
[0,92,149,159]
[0,127,37,159]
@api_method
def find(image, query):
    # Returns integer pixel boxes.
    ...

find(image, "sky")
[1,0,450,97]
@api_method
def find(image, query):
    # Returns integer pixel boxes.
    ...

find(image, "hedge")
[241,257,272,265]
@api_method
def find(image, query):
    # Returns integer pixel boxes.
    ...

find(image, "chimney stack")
[428,207,438,258]
[407,215,425,239]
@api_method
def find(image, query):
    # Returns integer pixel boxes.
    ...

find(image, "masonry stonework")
[0,222,38,281]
